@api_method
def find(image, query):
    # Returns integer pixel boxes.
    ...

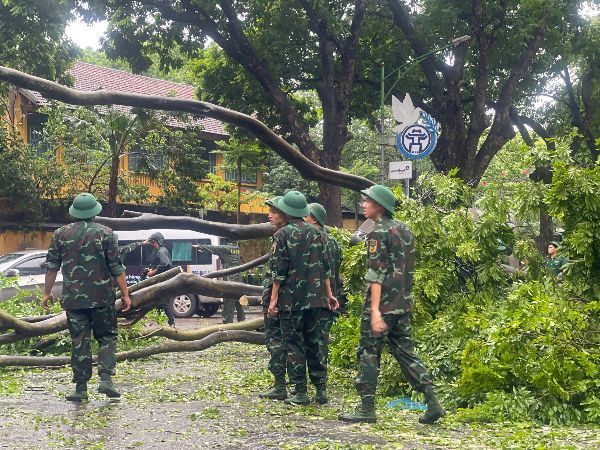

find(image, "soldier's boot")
[258,378,287,400]
[338,397,377,423]
[286,384,310,406]
[419,387,446,425]
[65,382,88,402]
[313,384,328,404]
[98,373,121,398]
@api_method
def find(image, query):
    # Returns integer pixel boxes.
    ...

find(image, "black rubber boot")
[313,384,328,404]
[419,387,446,424]
[286,384,310,406]
[66,382,88,402]
[338,397,376,423]
[98,373,121,398]
[259,378,287,400]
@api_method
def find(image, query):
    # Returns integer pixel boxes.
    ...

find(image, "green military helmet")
[548,241,560,248]
[273,191,310,218]
[308,203,327,226]
[69,193,102,219]
[265,195,282,208]
[148,231,165,246]
[360,184,397,215]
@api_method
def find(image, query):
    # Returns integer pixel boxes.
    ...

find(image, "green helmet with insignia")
[69,193,102,219]
[273,191,310,218]
[265,195,282,208]
[361,184,397,215]
[308,203,327,227]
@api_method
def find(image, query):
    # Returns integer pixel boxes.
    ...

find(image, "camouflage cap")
[265,196,282,208]
[361,184,396,215]
[69,193,102,219]
[273,191,310,218]
[307,203,327,226]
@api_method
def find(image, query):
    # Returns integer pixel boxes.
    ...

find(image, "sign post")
[389,161,413,198]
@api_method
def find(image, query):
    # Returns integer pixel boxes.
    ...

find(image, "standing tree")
[217,137,264,223]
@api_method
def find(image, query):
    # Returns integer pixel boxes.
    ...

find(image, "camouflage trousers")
[281,308,328,392]
[223,298,246,324]
[66,306,118,383]
[356,312,433,404]
[264,313,286,381]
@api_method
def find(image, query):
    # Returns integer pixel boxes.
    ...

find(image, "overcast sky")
[66,19,107,50]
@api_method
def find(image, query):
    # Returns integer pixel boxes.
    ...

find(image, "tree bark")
[0,330,265,368]
[137,317,264,341]
[105,137,120,218]
[203,254,269,279]
[0,65,372,193]
[95,210,275,240]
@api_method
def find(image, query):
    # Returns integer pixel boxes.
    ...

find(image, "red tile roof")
[23,61,227,138]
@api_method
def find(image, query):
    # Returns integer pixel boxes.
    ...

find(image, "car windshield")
[0,253,24,271]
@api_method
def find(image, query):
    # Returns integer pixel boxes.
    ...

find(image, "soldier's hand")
[371,311,388,334]
[41,294,53,310]
[267,300,278,318]
[121,295,132,313]
[327,296,339,311]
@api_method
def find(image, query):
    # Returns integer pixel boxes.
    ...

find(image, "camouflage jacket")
[545,256,567,276]
[320,228,342,297]
[197,244,241,282]
[364,217,414,316]
[46,220,125,310]
[271,219,331,312]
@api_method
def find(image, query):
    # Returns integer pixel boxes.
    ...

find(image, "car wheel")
[199,303,220,318]
[171,294,198,318]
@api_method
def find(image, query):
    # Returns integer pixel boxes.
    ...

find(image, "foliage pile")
[329,161,600,425]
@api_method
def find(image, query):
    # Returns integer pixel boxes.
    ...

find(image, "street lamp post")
[379,35,470,185]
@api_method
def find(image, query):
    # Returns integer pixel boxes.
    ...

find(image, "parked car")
[116,229,224,318]
[0,250,63,302]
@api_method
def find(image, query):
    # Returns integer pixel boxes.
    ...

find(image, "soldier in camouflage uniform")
[196,241,246,323]
[266,191,338,406]
[305,203,343,335]
[258,196,290,400]
[42,193,132,402]
[339,185,445,425]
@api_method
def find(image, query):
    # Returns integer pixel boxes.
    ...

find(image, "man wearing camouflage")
[305,203,343,336]
[42,193,132,402]
[259,196,289,400]
[196,241,246,323]
[267,191,338,406]
[339,185,445,424]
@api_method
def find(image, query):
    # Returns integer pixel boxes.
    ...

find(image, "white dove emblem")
[392,94,422,133]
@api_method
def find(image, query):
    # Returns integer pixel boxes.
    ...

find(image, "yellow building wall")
[0,230,54,253]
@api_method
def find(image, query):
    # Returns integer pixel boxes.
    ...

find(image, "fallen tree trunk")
[0,65,372,192]
[204,254,269,279]
[137,316,264,340]
[97,211,275,239]
[0,330,265,368]
[0,273,263,345]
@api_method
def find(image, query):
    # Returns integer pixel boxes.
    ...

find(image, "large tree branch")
[386,0,446,105]
[473,22,547,179]
[96,210,275,239]
[0,272,263,345]
[0,330,265,368]
[0,65,372,191]
[203,254,269,279]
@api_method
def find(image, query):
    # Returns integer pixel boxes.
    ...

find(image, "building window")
[27,113,51,156]
[225,169,258,184]
[127,148,165,173]
[208,152,218,174]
